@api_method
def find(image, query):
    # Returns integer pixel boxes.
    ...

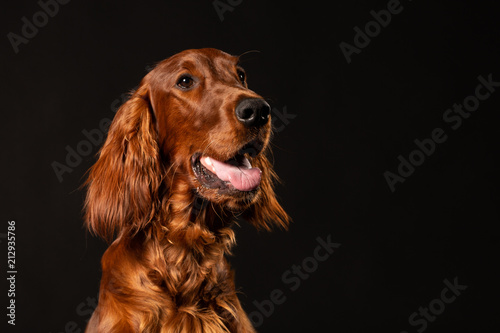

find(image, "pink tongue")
[201,156,262,191]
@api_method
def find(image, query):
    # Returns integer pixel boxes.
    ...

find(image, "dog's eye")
[237,69,246,84]
[177,75,195,89]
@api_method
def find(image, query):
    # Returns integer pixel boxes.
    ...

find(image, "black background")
[1,0,499,332]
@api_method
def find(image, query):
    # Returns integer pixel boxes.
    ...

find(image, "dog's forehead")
[149,49,239,88]
[170,49,238,73]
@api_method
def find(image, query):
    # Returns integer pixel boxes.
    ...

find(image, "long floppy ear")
[244,149,290,231]
[84,84,163,242]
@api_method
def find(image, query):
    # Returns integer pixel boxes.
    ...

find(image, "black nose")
[235,98,271,127]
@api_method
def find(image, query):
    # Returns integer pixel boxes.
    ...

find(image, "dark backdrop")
[1,0,499,332]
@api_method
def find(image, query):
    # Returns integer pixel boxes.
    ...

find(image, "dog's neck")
[134,193,237,312]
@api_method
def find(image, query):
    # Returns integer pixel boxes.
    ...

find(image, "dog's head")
[84,48,289,241]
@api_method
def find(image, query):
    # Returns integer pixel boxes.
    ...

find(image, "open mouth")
[191,139,265,194]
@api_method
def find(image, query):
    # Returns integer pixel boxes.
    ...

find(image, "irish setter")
[84,48,289,333]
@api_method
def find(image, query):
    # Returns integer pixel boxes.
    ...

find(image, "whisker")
[237,49,262,64]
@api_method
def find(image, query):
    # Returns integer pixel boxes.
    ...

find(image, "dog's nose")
[235,98,271,127]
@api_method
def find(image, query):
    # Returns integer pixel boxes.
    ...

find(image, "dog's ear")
[243,150,290,231]
[84,84,164,242]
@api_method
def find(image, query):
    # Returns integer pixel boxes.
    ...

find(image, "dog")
[84,48,289,332]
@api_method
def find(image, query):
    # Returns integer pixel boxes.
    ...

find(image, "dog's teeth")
[204,157,216,172]
[244,157,252,169]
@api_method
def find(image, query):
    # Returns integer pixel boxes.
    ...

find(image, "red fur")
[84,48,289,332]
